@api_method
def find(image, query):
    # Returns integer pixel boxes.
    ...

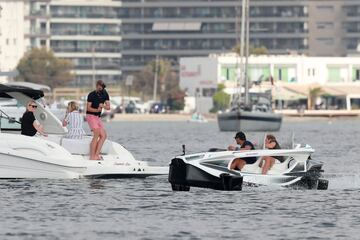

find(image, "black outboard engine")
[168,158,243,191]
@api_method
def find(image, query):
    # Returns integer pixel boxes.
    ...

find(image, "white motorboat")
[168,144,328,191]
[0,84,167,179]
[188,112,208,123]
[0,82,65,131]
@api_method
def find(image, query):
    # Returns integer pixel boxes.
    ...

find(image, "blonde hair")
[67,101,79,112]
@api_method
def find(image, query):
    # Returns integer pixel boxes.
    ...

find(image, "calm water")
[1,118,360,240]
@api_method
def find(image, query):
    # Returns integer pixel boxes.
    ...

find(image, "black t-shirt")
[240,140,257,164]
[241,140,255,150]
[86,90,110,116]
[21,111,37,136]
[270,140,285,163]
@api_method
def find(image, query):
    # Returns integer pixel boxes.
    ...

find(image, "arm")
[86,102,102,113]
[62,119,68,127]
[62,111,68,127]
[228,145,236,151]
[103,100,111,111]
[241,145,252,150]
[33,120,47,137]
[103,91,111,110]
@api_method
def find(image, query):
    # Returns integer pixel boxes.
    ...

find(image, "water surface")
[1,118,360,239]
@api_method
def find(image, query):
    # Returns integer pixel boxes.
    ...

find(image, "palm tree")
[308,87,323,109]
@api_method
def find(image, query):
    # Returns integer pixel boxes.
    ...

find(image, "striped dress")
[64,111,86,139]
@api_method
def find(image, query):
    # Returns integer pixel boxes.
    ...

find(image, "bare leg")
[262,156,275,175]
[90,129,100,160]
[95,128,107,159]
[230,158,246,170]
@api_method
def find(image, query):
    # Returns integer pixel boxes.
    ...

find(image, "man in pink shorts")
[86,80,110,160]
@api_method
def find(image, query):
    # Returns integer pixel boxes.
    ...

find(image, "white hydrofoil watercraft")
[0,84,167,179]
[168,144,328,191]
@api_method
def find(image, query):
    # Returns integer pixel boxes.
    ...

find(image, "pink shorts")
[86,114,104,130]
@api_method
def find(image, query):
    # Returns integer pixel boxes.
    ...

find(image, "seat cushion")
[61,137,111,155]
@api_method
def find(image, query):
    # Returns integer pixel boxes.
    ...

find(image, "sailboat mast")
[239,0,246,102]
[244,0,250,106]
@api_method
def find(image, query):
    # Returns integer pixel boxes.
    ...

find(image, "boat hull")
[217,110,282,132]
[168,158,243,191]
[0,153,85,179]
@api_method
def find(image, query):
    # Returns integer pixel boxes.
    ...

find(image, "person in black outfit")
[86,80,111,160]
[21,100,47,137]
[228,131,256,171]
[260,134,284,175]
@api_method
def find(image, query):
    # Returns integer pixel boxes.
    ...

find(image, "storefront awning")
[276,83,360,98]
[272,86,307,100]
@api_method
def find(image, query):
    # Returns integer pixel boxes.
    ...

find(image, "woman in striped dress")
[62,101,86,139]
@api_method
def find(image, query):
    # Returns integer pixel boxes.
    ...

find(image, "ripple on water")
[1,119,360,239]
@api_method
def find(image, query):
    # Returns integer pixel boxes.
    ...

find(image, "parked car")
[149,102,167,114]
[125,101,137,113]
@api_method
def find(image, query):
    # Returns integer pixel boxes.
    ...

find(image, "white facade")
[26,0,122,86]
[180,54,360,92]
[0,0,27,83]
[180,54,360,111]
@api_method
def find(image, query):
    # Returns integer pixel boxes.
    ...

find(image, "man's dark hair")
[235,131,246,141]
[96,80,106,89]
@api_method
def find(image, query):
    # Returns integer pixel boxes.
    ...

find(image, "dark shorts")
[243,157,257,165]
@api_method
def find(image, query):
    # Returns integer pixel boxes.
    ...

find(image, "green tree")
[16,47,74,88]
[232,44,268,56]
[211,84,230,112]
[133,59,185,110]
[308,87,323,109]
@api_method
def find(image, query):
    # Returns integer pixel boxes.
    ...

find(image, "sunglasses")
[29,105,37,108]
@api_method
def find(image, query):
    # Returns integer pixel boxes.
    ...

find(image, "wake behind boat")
[168,143,328,191]
[0,84,167,179]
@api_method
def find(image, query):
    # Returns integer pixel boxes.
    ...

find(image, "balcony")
[74,64,120,70]
[25,28,50,38]
[51,12,118,19]
[51,47,121,53]
[26,10,50,19]
[51,29,121,36]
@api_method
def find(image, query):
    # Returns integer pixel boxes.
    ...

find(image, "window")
[328,67,341,82]
[354,68,360,81]
[308,68,316,77]
[40,39,46,46]
[202,88,216,97]
[221,66,236,81]
[278,69,282,81]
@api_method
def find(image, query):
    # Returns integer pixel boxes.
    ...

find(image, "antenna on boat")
[182,145,186,155]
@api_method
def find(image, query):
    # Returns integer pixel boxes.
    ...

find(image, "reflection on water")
[1,119,360,239]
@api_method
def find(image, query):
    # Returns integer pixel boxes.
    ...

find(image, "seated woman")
[62,101,86,139]
[21,100,47,137]
[260,134,285,175]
